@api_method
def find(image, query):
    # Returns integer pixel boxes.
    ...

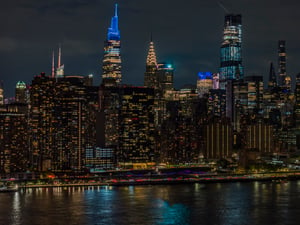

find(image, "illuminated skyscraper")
[0,108,28,173]
[144,39,158,88]
[278,40,287,87]
[30,73,55,171]
[118,86,155,167]
[30,73,98,172]
[197,72,213,97]
[0,82,3,105]
[15,81,27,103]
[220,14,243,81]
[102,4,122,87]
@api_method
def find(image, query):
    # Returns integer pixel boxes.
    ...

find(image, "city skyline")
[1,0,300,97]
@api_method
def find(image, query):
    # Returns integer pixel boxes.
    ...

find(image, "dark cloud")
[1,0,300,96]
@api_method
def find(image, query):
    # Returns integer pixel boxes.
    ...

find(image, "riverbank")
[17,172,300,188]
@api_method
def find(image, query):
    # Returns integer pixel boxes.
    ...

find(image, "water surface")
[1,181,300,225]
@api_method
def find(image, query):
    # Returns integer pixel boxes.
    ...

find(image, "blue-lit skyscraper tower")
[220,14,243,81]
[102,4,122,87]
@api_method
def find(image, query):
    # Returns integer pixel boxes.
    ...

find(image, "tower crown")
[107,4,120,40]
[146,41,157,66]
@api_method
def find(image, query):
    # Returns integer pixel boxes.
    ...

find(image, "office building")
[30,73,98,172]
[15,81,27,103]
[118,86,155,167]
[220,14,243,81]
[278,40,286,87]
[0,82,3,105]
[197,72,213,97]
[0,105,28,173]
[268,62,277,89]
[144,39,158,88]
[102,4,122,87]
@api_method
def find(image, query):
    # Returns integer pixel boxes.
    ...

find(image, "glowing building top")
[197,72,213,97]
[15,81,27,103]
[107,4,120,41]
[144,39,158,88]
[16,81,26,89]
[102,3,122,86]
[220,14,243,81]
[146,40,157,66]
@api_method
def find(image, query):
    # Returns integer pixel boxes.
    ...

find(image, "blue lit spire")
[107,3,120,40]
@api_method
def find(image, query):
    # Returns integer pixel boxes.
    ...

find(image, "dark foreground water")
[1,181,300,225]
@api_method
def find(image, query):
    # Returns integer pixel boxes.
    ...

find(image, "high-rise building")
[144,39,158,88]
[30,73,56,171]
[102,4,122,87]
[208,89,226,119]
[278,40,287,87]
[268,62,277,89]
[160,90,204,164]
[15,81,27,103]
[156,63,174,92]
[245,76,264,115]
[0,107,28,173]
[295,73,300,127]
[118,86,155,167]
[0,82,3,105]
[220,14,243,81]
[197,72,213,97]
[99,85,156,168]
[213,73,220,89]
[98,85,120,148]
[30,73,98,172]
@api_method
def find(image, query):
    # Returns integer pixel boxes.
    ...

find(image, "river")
[1,181,300,225]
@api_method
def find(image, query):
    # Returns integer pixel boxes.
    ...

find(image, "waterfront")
[1,181,300,225]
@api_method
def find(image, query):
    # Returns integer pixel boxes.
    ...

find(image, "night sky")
[1,0,300,98]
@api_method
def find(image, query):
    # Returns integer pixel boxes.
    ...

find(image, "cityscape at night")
[1,1,300,224]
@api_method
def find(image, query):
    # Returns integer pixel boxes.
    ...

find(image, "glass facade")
[220,14,243,80]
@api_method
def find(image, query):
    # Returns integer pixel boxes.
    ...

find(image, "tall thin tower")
[220,14,243,81]
[268,62,277,89]
[278,40,287,87]
[102,4,122,87]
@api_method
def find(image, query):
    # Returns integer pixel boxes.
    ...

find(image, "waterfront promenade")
[13,171,300,188]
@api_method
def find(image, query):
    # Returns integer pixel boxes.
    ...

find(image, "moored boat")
[0,185,18,192]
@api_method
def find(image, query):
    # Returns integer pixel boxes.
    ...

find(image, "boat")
[0,184,18,192]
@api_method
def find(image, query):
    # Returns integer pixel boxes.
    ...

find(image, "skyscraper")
[268,62,277,89]
[102,4,122,87]
[118,86,155,167]
[144,39,158,88]
[30,73,97,172]
[0,107,28,173]
[197,72,213,97]
[0,82,3,105]
[15,81,27,103]
[278,40,287,87]
[220,14,243,81]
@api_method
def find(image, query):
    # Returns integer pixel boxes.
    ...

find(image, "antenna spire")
[52,51,55,78]
[58,44,61,68]
[115,3,118,17]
